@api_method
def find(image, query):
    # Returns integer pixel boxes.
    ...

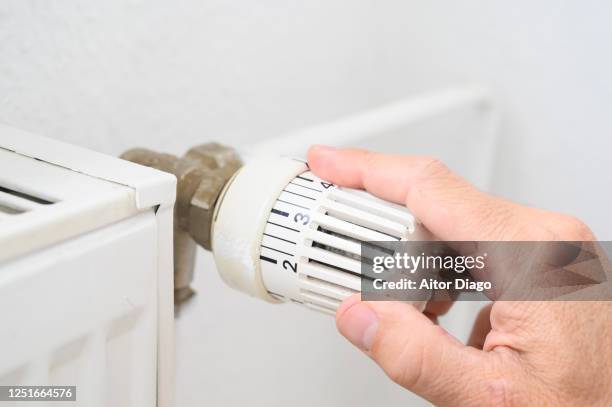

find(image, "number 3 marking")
[293,213,310,225]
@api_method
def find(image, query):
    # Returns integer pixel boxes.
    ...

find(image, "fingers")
[336,295,517,406]
[307,145,549,241]
[424,300,454,317]
[468,303,494,349]
[307,145,439,204]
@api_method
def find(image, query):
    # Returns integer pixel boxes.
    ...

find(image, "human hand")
[307,145,612,406]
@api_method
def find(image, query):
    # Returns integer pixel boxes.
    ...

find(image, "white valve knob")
[211,157,430,314]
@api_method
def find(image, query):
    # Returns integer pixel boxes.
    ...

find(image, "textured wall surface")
[0,1,395,155]
[1,1,611,406]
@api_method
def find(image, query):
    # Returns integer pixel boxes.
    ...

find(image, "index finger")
[307,145,544,241]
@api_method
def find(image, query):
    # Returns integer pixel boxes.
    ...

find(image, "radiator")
[0,126,175,407]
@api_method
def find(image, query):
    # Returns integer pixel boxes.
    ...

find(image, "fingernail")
[337,302,379,351]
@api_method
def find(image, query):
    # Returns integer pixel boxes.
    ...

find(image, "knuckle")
[555,215,594,240]
[409,157,458,199]
[420,157,451,179]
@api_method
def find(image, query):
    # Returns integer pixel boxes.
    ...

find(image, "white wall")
[374,1,612,239]
[2,1,611,406]
[0,1,392,155]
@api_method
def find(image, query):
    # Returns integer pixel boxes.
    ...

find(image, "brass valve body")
[121,143,242,305]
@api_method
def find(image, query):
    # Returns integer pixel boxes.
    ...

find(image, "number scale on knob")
[258,168,417,315]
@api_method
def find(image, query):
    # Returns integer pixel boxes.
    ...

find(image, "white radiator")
[0,127,175,407]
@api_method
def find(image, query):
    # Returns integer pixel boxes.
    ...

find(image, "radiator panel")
[0,213,158,407]
[0,130,176,407]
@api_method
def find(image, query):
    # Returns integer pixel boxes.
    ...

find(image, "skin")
[307,145,612,406]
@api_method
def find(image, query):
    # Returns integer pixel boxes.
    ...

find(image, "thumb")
[336,295,519,406]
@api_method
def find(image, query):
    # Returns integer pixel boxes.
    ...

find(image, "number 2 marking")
[282,260,297,273]
[320,181,333,189]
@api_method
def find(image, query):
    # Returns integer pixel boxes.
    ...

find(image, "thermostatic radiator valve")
[122,145,431,313]
[213,157,433,314]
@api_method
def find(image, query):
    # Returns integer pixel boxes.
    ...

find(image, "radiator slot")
[0,184,55,215]
[0,185,55,205]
